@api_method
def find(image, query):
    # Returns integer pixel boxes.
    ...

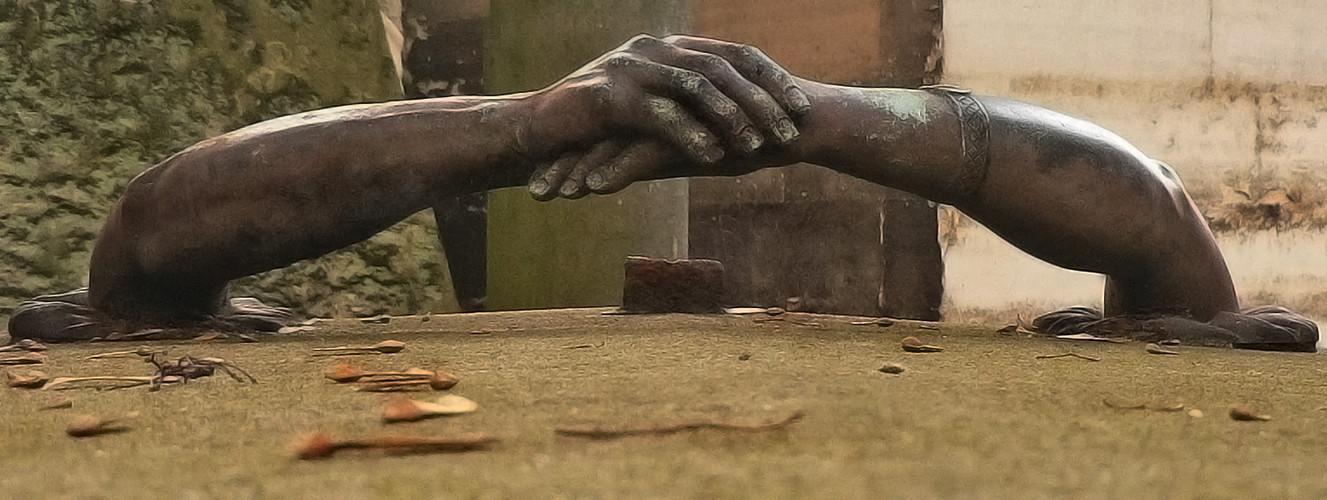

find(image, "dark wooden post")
[397,0,491,311]
[688,0,945,319]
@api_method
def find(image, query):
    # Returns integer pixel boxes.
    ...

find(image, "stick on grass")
[555,411,806,439]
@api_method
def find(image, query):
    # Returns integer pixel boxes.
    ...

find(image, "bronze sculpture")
[7,35,1317,350]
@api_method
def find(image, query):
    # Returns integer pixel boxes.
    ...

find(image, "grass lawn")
[2,308,1326,499]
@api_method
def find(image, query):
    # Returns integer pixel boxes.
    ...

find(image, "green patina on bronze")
[0,0,458,321]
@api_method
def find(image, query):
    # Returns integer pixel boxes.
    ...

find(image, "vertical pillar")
[484,0,690,310]
[395,0,492,311]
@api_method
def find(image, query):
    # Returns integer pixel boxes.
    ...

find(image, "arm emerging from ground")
[537,36,1319,351]
[9,34,1316,350]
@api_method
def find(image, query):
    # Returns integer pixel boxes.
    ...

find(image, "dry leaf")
[6,370,49,389]
[900,336,943,353]
[1146,402,1186,412]
[1145,343,1180,355]
[1103,397,1147,410]
[381,395,478,423]
[66,415,130,437]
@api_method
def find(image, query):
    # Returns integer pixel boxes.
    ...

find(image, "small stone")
[1187,409,1204,418]
[620,256,724,314]
[1228,405,1271,421]
[737,353,751,361]
[877,363,905,374]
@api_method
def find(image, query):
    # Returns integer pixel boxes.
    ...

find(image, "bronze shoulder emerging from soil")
[6,35,1318,351]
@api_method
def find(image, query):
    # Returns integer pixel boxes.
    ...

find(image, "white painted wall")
[941,0,1327,329]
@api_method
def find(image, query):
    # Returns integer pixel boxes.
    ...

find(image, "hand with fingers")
[522,34,812,201]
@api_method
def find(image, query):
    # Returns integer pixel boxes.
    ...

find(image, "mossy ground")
[2,309,1326,499]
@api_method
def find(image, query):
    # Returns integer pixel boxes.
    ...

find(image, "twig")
[353,372,457,392]
[44,376,155,391]
[294,432,497,460]
[1145,343,1180,355]
[1034,353,1101,362]
[850,317,898,327]
[0,353,45,365]
[84,346,163,360]
[311,340,405,356]
[555,410,806,439]
[0,339,48,353]
[324,363,436,383]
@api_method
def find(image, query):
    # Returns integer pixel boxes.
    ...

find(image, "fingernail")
[559,181,581,198]
[586,172,606,191]
[774,118,799,142]
[529,178,550,196]
[738,127,763,153]
[788,87,811,114]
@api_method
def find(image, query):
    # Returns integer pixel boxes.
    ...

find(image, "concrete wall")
[942,0,1327,325]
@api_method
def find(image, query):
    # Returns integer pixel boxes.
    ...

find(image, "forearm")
[639,80,970,204]
[117,95,543,281]
[781,80,969,203]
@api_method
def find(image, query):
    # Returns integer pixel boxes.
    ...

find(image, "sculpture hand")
[525,34,810,201]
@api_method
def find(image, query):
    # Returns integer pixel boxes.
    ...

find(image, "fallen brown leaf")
[381,395,478,423]
[1103,397,1147,410]
[1145,343,1180,355]
[66,415,131,437]
[900,336,943,353]
[6,370,49,389]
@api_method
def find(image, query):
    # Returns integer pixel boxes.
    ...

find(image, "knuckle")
[736,44,761,60]
[626,34,661,50]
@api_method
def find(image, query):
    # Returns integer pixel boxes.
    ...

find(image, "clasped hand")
[522,34,810,200]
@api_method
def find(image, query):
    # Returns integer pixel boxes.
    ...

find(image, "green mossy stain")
[862,89,931,124]
[0,1,448,321]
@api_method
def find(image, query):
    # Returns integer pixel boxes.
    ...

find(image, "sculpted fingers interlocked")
[525,35,811,200]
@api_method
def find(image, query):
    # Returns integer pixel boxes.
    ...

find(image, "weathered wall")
[0,1,458,324]
[942,0,1327,323]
